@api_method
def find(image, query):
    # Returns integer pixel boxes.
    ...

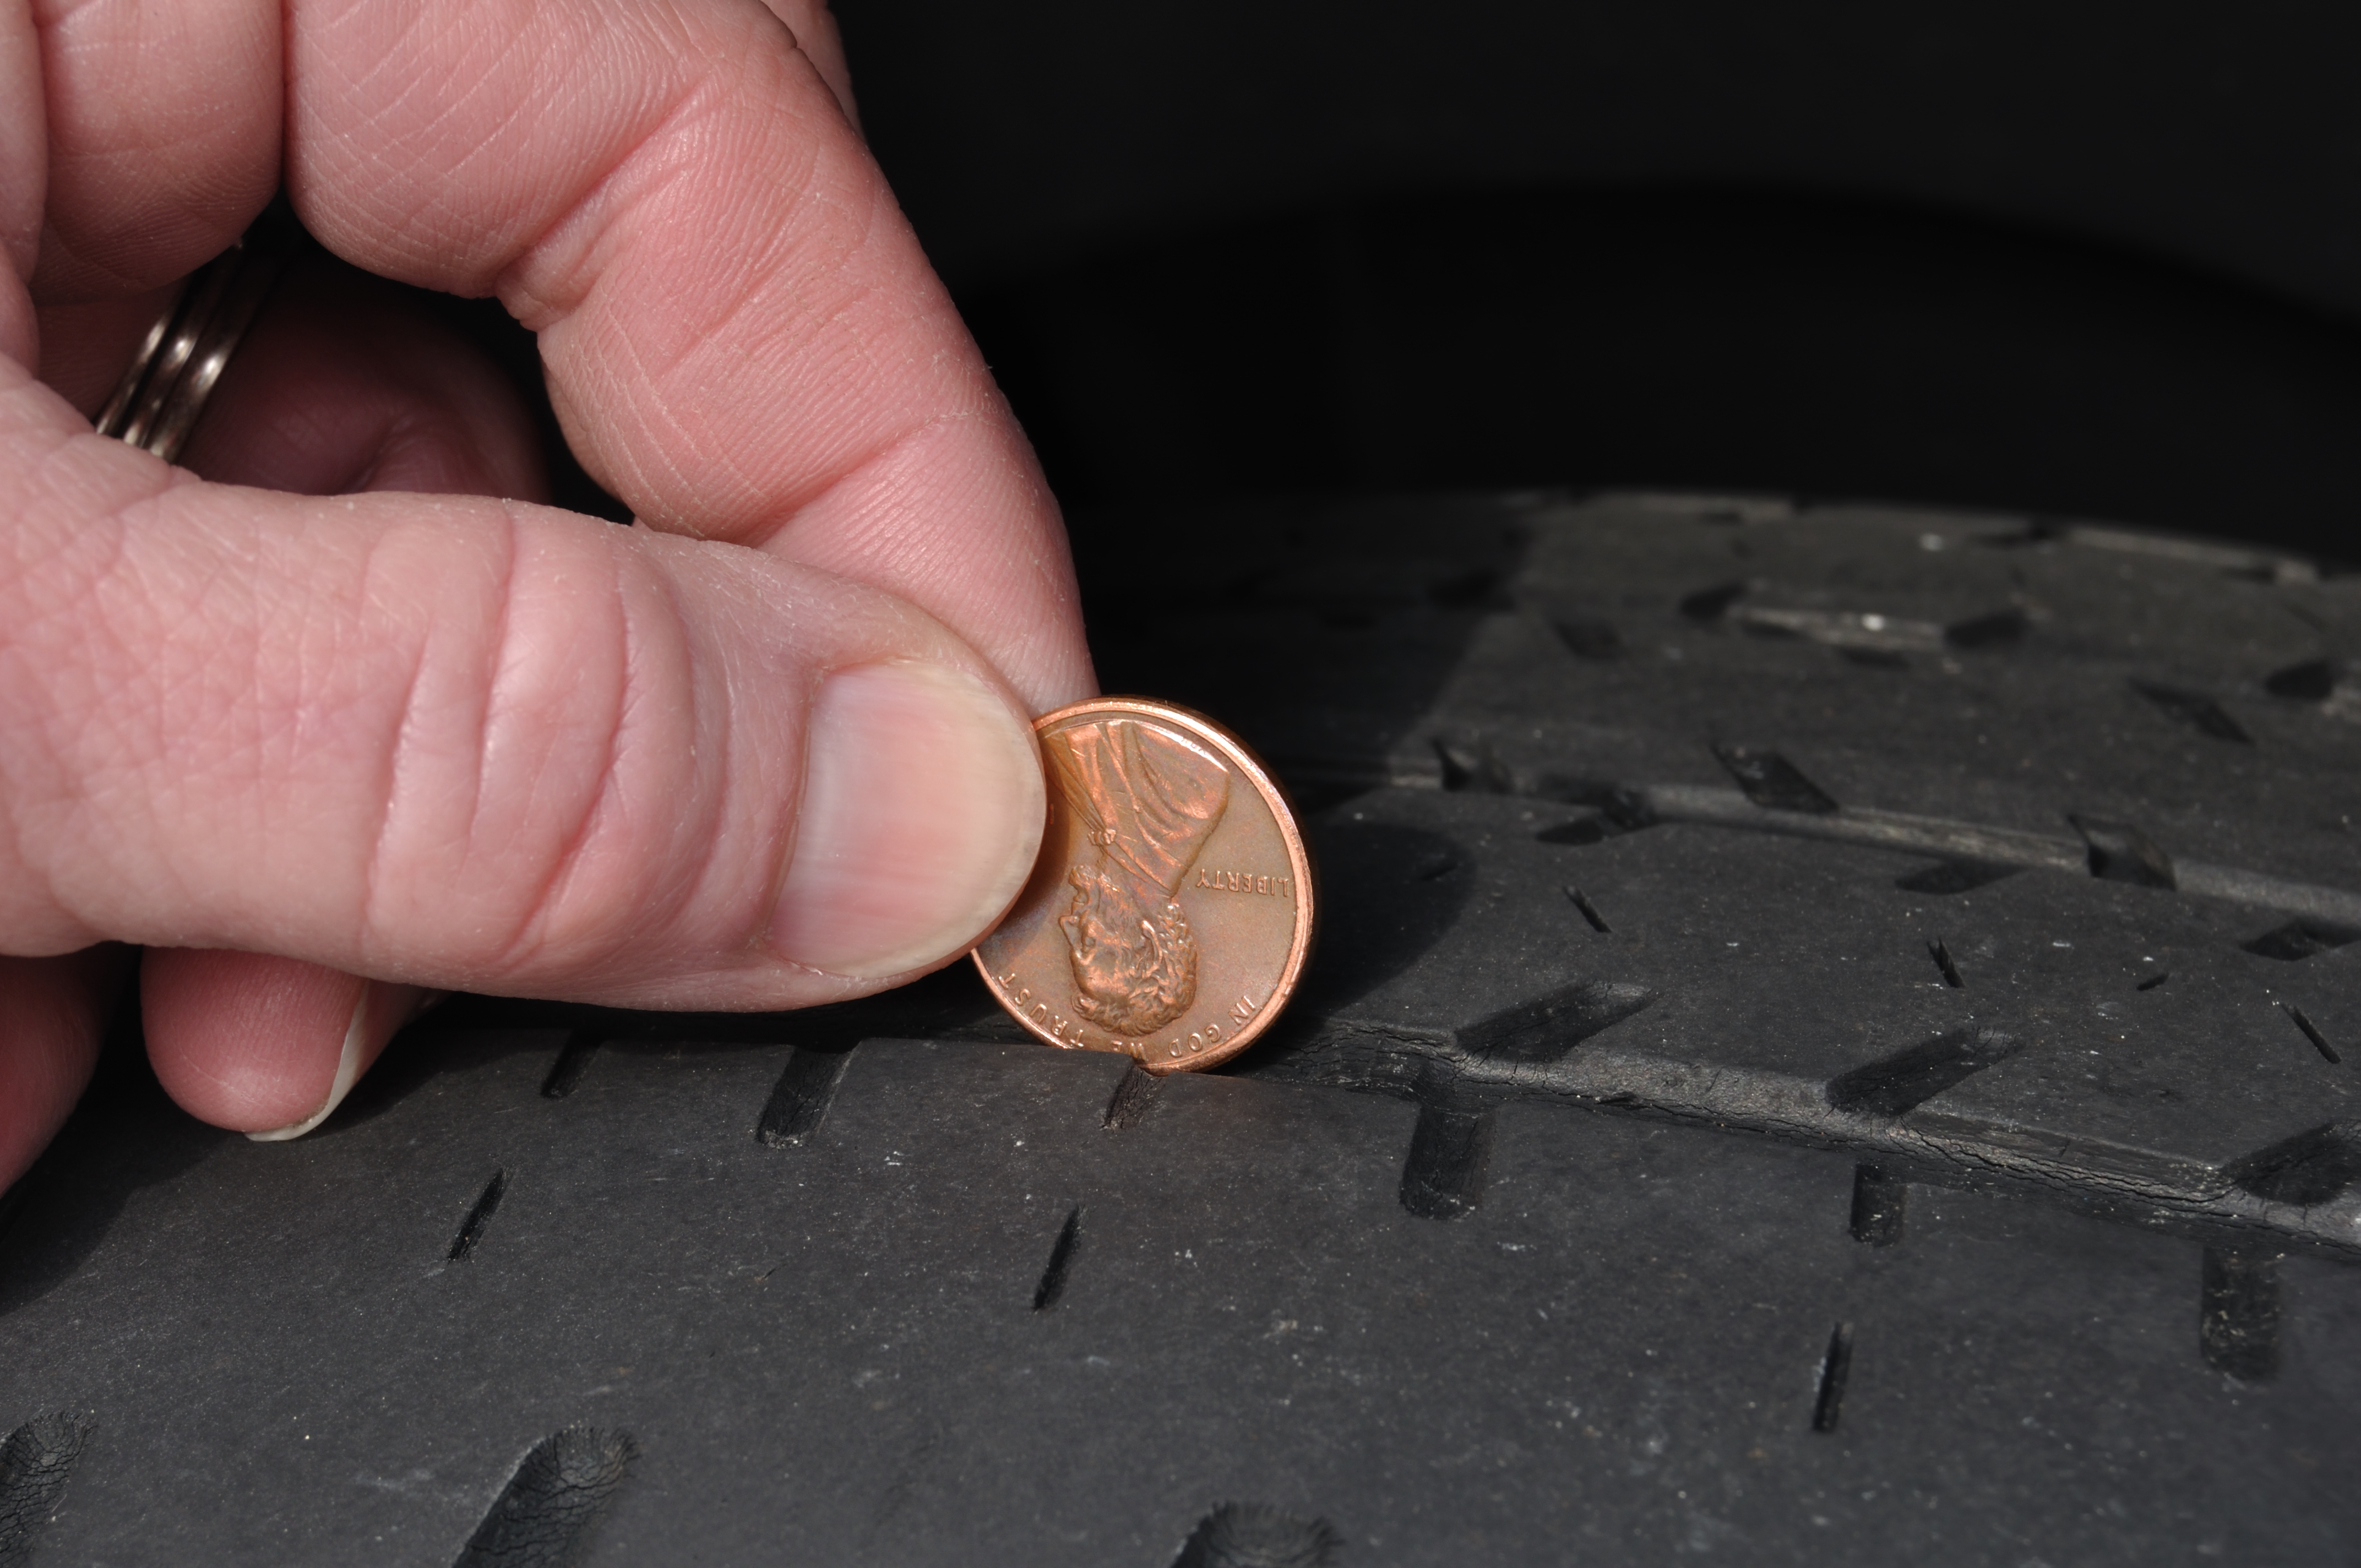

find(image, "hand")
[0,0,1091,1172]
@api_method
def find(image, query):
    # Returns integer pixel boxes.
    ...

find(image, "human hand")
[1,0,1090,1174]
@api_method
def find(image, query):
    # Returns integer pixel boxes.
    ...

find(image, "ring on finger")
[94,199,308,463]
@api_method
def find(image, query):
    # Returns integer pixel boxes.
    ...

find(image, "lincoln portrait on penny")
[1045,718,1232,1037]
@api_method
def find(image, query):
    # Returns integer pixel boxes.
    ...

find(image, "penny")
[973,698,1315,1073]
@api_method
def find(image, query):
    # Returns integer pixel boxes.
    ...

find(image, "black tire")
[2,492,2355,1565]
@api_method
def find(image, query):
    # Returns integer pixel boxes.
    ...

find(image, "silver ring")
[93,200,306,464]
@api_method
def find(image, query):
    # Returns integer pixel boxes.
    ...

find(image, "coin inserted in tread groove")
[973,698,1315,1073]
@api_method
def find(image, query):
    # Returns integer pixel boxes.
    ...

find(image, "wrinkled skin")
[0,0,1092,1179]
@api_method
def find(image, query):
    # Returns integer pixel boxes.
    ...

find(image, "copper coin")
[973,698,1315,1073]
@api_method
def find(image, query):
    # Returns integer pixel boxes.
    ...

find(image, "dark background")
[830,1,2361,559]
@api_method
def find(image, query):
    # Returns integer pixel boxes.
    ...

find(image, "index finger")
[32,0,1090,709]
[293,0,1090,709]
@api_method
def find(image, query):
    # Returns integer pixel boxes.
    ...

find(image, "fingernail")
[246,984,372,1141]
[770,660,1046,978]
[245,981,429,1142]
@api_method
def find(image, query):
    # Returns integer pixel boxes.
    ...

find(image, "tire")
[0,492,2354,1565]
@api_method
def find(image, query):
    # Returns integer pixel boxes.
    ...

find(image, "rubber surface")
[0,493,2355,1564]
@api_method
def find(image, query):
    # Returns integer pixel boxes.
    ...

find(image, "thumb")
[1,373,1047,1007]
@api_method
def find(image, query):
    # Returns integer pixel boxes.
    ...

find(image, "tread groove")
[1032,1206,1082,1311]
[1433,738,1514,793]
[453,1423,637,1568]
[448,1169,509,1262]
[1926,939,1965,989]
[1895,860,2022,895]
[2264,657,2337,701]
[2282,1004,2341,1064]
[1456,981,1656,1063]
[1943,608,2028,648]
[2242,918,2361,962]
[755,1049,853,1148]
[1103,1065,1163,1129]
[2068,815,2178,889]
[1399,1104,1493,1220]
[1171,1503,1342,1568]
[1809,1323,1854,1433]
[1549,617,1623,660]
[2225,1123,2361,1205]
[537,1033,601,1101]
[1710,743,1839,814]
[1825,1029,2019,1117]
[0,1413,89,1566]
[2130,678,2254,743]
[1677,581,1746,621]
